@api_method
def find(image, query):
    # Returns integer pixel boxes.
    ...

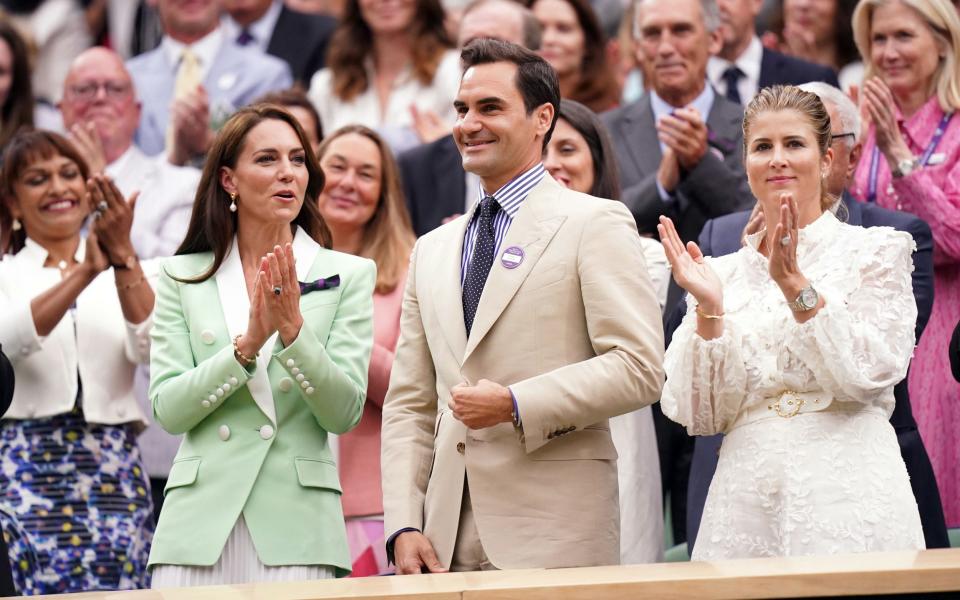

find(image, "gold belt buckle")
[768,390,805,418]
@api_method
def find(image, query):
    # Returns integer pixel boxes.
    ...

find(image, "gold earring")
[229,192,237,213]
[11,217,21,231]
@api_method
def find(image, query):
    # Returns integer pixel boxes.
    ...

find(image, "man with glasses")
[59,46,201,524]
[682,82,949,553]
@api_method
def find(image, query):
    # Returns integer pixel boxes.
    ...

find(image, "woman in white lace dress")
[658,85,924,560]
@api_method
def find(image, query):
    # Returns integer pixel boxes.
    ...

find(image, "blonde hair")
[743,85,834,211]
[852,0,960,113]
[316,125,415,294]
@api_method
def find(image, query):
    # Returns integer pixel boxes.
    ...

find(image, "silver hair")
[632,0,721,38]
[797,82,862,145]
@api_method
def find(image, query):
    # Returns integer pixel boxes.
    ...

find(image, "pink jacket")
[338,270,406,518]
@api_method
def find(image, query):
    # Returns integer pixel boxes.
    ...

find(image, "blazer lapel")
[842,191,863,226]
[462,177,566,363]
[215,239,279,425]
[432,215,471,366]
[624,98,662,177]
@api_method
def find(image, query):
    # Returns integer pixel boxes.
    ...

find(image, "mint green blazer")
[146,231,375,575]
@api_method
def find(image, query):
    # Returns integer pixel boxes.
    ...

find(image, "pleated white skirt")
[150,516,336,588]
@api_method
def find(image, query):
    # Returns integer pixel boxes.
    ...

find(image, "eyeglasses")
[66,81,132,102]
[831,132,856,143]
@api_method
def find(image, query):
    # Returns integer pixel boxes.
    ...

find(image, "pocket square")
[299,275,340,295]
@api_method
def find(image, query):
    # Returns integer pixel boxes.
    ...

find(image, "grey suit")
[128,37,293,157]
[602,93,753,242]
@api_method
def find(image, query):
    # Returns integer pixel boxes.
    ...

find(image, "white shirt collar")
[20,236,85,267]
[160,26,225,81]
[649,81,715,121]
[707,36,762,102]
[221,0,283,52]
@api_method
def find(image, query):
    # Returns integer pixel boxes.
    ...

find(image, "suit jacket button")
[219,425,231,441]
[296,373,305,382]
[291,367,300,375]
[229,376,239,386]
[456,442,465,454]
[208,394,217,403]
[286,359,295,368]
[221,383,231,393]
[301,380,310,389]
[259,424,274,440]
[202,400,211,408]
[200,330,215,345]
[305,387,315,395]
[279,378,292,392]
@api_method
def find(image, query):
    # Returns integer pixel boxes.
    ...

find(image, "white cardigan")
[0,238,154,425]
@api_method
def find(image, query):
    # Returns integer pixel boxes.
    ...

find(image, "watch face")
[800,287,818,308]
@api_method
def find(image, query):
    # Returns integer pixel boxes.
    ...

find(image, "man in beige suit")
[382,39,666,574]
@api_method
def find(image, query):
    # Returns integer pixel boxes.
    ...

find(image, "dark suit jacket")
[683,196,949,551]
[602,93,754,242]
[266,5,337,87]
[398,135,466,237]
[758,48,840,91]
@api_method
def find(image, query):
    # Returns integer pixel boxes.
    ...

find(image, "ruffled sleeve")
[661,297,748,436]
[781,229,917,411]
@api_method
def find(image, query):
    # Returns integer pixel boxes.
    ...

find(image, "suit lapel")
[706,96,743,156]
[432,215,472,366]
[624,98,662,176]
[462,177,566,363]
[842,192,863,226]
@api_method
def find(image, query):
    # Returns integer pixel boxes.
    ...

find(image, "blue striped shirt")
[460,163,546,287]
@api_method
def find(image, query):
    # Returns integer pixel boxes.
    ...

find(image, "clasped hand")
[243,244,304,351]
[81,175,138,276]
[449,379,513,429]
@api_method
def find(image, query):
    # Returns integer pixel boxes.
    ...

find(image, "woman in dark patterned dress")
[0,130,156,594]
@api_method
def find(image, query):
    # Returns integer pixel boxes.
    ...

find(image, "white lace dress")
[662,211,925,560]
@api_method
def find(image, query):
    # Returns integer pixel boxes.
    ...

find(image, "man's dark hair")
[460,38,560,150]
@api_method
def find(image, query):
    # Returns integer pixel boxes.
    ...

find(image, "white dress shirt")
[161,26,225,83]
[221,0,283,53]
[707,36,763,106]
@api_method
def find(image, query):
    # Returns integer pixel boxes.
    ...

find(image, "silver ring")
[97,200,108,212]
[273,286,282,296]
[779,235,791,246]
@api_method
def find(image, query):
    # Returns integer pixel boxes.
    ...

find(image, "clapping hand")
[88,174,138,266]
[245,244,304,351]
[768,194,809,297]
[69,122,107,174]
[658,215,723,314]
[656,107,708,170]
[168,86,213,165]
[861,77,912,165]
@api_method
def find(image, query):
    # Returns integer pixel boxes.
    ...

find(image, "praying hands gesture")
[860,77,914,167]
[238,244,304,361]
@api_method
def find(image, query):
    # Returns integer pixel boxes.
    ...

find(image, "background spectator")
[256,88,325,153]
[308,0,459,153]
[0,19,33,158]
[529,0,621,111]
[315,124,415,577]
[221,0,337,87]
[0,130,156,594]
[850,0,960,529]
[127,0,292,164]
[761,0,859,80]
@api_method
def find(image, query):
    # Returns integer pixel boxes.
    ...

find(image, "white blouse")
[308,50,461,153]
[661,211,917,435]
[0,238,155,425]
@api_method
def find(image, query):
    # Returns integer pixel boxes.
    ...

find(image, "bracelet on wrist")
[116,275,146,291]
[110,253,138,270]
[696,306,724,320]
[233,334,259,366]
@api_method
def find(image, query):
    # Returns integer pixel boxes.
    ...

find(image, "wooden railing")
[39,548,960,599]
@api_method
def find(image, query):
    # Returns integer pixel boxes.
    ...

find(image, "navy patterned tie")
[462,196,500,335]
[722,66,744,105]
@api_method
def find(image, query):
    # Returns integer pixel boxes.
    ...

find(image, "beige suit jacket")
[381,175,665,570]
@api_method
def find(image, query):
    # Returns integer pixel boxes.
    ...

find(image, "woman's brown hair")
[325,0,454,102]
[174,104,332,283]
[529,0,621,112]
[1,129,90,255]
[316,125,414,294]
[742,85,834,211]
[0,20,35,152]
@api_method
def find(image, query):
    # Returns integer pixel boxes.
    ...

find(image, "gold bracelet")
[233,334,259,366]
[696,306,724,320]
[116,275,146,291]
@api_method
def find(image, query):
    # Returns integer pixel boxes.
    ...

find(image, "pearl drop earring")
[11,217,21,231]
[229,193,237,213]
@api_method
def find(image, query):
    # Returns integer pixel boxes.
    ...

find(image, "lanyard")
[867,112,952,202]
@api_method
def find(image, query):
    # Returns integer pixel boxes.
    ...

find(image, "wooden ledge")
[36,548,960,599]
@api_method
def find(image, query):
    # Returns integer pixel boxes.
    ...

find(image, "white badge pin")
[501,246,524,269]
[218,73,238,90]
[928,152,946,165]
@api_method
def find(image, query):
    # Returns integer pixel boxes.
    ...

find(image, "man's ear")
[707,27,723,56]
[847,142,863,179]
[536,102,555,137]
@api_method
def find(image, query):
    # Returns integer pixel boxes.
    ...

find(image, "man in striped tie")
[382,38,666,574]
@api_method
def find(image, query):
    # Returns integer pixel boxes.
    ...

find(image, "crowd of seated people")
[0,0,957,594]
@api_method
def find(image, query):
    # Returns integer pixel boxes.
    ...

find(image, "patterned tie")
[236,29,255,46]
[166,47,202,151]
[722,66,744,105]
[462,196,500,335]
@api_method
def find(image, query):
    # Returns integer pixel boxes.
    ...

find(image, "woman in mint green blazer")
[147,105,375,587]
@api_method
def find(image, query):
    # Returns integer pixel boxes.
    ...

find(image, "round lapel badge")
[501,246,524,269]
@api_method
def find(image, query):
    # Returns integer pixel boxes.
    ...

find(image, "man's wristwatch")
[891,157,919,178]
[789,284,819,312]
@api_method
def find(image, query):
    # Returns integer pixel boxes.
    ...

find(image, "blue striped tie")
[462,196,500,335]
